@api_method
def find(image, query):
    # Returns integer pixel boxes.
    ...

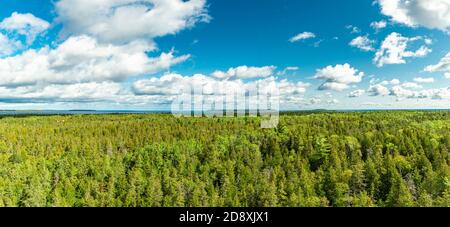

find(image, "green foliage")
[0,111,448,207]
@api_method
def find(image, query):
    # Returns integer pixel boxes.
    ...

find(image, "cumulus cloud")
[0,82,127,103]
[377,78,401,86]
[0,12,49,56]
[132,73,310,108]
[0,35,189,87]
[367,78,450,100]
[133,73,309,96]
[0,33,22,57]
[445,73,450,79]
[431,88,450,100]
[413,77,434,83]
[318,82,350,91]
[308,97,321,105]
[390,85,416,98]
[211,65,276,80]
[0,81,179,106]
[289,32,315,42]
[0,2,209,106]
[277,79,310,95]
[0,12,50,44]
[55,0,210,43]
[302,93,340,106]
[132,73,215,96]
[424,52,450,72]
[374,32,431,67]
[377,0,450,32]
[368,84,390,96]
[401,82,422,89]
[328,99,340,104]
[314,63,364,91]
[424,38,433,45]
[348,89,365,97]
[349,35,375,52]
[390,86,450,100]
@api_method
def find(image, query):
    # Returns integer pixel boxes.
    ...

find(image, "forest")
[0,111,448,207]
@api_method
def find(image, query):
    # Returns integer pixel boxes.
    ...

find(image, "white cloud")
[424,52,450,72]
[389,86,450,100]
[390,79,401,85]
[0,2,209,106]
[360,101,384,107]
[367,78,450,100]
[0,82,129,103]
[0,79,206,106]
[0,33,22,57]
[302,93,341,106]
[0,12,49,56]
[289,32,315,42]
[285,66,299,71]
[277,66,299,76]
[278,79,310,95]
[370,20,387,31]
[318,82,350,91]
[377,0,450,32]
[348,89,365,97]
[374,32,431,67]
[211,65,276,80]
[378,78,401,86]
[0,12,50,44]
[432,88,450,99]
[313,39,324,48]
[132,73,310,107]
[413,77,434,83]
[401,82,422,89]
[308,97,321,105]
[390,85,416,98]
[349,35,375,52]
[368,84,390,96]
[55,0,210,43]
[328,99,339,104]
[227,66,276,79]
[133,73,219,95]
[0,2,207,106]
[314,63,364,91]
[346,25,361,34]
[445,73,450,79]
[0,35,189,87]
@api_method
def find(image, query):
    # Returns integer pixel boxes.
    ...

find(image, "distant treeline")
[0,111,448,207]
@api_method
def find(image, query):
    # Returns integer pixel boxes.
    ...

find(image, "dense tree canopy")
[0,111,448,207]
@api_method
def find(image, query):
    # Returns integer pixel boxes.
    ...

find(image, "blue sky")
[0,0,449,110]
